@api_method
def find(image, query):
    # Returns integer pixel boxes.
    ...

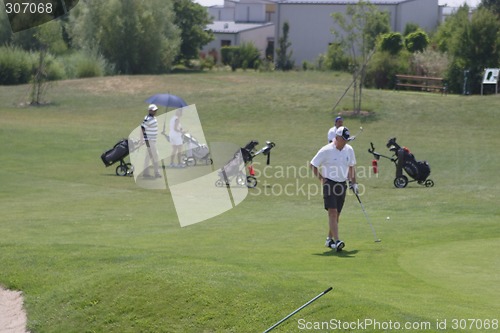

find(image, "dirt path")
[0,287,28,333]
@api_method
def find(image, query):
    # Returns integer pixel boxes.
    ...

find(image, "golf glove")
[350,183,359,194]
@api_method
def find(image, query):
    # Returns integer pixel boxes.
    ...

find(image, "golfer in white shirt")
[310,126,358,252]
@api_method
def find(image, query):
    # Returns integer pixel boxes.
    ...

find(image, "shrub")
[321,43,349,71]
[221,43,260,71]
[238,42,260,69]
[365,50,411,89]
[0,46,34,85]
[379,32,404,55]
[62,51,112,79]
[411,49,449,77]
[405,29,430,53]
[36,52,66,81]
[221,46,239,71]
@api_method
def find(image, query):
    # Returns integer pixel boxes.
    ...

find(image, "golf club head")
[375,239,382,242]
[348,127,363,141]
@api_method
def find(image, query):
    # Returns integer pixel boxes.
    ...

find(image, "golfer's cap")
[335,116,343,123]
[148,104,158,111]
[336,126,350,140]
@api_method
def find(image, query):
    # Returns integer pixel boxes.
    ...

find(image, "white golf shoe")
[335,240,345,252]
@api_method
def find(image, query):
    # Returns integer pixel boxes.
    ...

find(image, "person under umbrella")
[168,108,186,168]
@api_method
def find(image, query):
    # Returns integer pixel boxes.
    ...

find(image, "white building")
[203,21,275,61]
[202,0,443,66]
[202,0,276,62]
[275,0,439,66]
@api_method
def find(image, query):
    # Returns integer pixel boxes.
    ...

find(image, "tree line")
[1,0,500,95]
[0,0,212,83]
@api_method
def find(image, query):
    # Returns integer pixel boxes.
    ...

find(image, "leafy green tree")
[68,0,180,74]
[433,5,469,53]
[275,21,294,71]
[0,8,12,45]
[173,0,213,64]
[404,29,430,53]
[436,6,500,93]
[479,0,500,16]
[379,32,404,55]
[453,7,500,93]
[364,8,391,51]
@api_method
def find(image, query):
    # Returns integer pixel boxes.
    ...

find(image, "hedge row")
[0,47,112,85]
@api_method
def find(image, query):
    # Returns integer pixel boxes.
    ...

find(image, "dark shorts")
[323,179,347,212]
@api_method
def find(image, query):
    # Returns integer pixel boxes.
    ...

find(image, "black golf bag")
[396,148,430,182]
[241,140,259,164]
[391,144,431,182]
[101,139,134,176]
[369,137,433,188]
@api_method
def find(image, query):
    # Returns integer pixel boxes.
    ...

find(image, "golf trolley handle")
[368,142,376,154]
[368,142,397,163]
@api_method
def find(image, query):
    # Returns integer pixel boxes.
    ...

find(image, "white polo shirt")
[142,114,158,141]
[311,143,356,182]
[327,126,338,143]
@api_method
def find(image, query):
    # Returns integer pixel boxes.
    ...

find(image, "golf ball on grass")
[386,216,390,220]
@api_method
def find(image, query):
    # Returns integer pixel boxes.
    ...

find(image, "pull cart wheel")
[185,157,196,167]
[425,179,434,187]
[394,175,408,188]
[246,176,257,188]
[116,164,128,176]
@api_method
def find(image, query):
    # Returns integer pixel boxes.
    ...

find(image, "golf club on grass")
[263,287,333,333]
[352,189,381,242]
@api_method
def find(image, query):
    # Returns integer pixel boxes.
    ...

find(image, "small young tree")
[275,21,294,71]
[331,0,390,114]
[30,23,65,105]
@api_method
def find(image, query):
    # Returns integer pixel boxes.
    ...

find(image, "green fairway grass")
[1,71,499,332]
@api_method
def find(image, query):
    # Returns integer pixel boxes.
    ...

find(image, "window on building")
[221,40,231,47]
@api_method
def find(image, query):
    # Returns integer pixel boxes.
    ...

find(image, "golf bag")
[216,140,275,188]
[241,140,260,163]
[100,138,134,176]
[396,147,430,182]
[369,137,434,188]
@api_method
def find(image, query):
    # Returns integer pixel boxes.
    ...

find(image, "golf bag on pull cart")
[181,133,213,166]
[216,140,275,188]
[101,138,135,176]
[368,137,434,188]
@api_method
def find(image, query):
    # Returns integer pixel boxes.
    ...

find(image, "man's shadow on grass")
[313,249,358,258]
